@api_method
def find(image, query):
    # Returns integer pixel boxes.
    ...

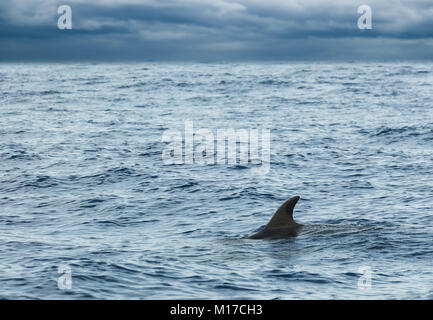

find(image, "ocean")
[0,62,432,299]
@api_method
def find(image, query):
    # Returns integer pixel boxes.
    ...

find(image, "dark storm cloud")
[0,0,432,61]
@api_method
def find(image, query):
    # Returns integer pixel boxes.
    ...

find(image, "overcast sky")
[1,0,432,61]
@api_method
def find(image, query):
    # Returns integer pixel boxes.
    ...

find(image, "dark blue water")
[1,63,432,299]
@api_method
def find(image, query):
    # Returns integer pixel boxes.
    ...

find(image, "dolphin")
[249,196,302,239]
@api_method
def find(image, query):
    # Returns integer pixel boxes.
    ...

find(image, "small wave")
[39,90,62,95]
[386,68,430,76]
[373,125,419,137]
[259,79,291,86]
[3,151,41,161]
[176,81,202,87]
[25,175,59,189]
[266,270,332,284]
[219,195,241,201]
[117,81,147,89]
[170,181,199,190]
[213,284,259,291]
[367,125,433,142]
[79,198,106,209]
[68,167,140,186]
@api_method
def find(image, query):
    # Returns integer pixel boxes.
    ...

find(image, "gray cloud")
[1,0,432,61]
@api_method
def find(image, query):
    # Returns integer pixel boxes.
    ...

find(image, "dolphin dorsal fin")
[264,196,300,229]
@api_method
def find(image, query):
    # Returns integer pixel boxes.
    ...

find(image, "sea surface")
[0,62,432,299]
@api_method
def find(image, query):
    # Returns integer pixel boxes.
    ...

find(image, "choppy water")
[1,62,433,299]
